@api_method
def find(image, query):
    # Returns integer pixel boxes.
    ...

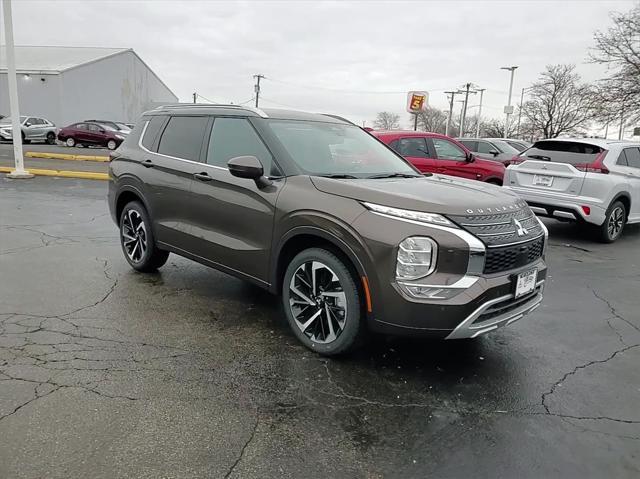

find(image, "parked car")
[0,116,57,144]
[501,139,532,152]
[85,120,131,135]
[372,130,505,184]
[504,138,640,242]
[458,137,523,164]
[57,121,125,150]
[108,105,547,355]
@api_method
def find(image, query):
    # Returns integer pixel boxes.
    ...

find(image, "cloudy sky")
[8,0,637,127]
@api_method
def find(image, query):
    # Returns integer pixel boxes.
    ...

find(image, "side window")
[87,123,101,132]
[624,147,640,169]
[157,116,209,161]
[26,117,39,125]
[395,137,428,158]
[206,118,272,171]
[141,116,166,151]
[432,138,467,160]
[477,141,496,154]
[459,140,477,152]
[617,150,629,166]
[76,123,87,130]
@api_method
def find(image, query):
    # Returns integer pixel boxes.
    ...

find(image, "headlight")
[363,202,454,227]
[396,237,437,280]
[115,134,124,140]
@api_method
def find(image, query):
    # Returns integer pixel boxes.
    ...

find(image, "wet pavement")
[1,177,639,478]
[0,143,109,174]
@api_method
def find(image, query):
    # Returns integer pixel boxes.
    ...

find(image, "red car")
[57,121,126,150]
[371,130,505,184]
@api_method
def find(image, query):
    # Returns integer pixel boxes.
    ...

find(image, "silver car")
[458,138,525,164]
[0,116,58,144]
[504,138,640,242]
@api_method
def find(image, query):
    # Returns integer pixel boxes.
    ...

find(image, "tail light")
[506,155,524,167]
[574,150,609,174]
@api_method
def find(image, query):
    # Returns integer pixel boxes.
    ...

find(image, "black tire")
[596,200,626,243]
[21,132,30,144]
[46,132,56,145]
[282,248,364,356]
[119,201,169,272]
[65,137,76,147]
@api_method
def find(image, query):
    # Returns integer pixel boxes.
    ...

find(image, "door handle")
[142,159,154,168]
[194,172,213,182]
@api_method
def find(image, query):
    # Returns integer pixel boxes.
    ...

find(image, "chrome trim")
[153,103,269,118]
[554,210,576,220]
[485,233,545,249]
[396,236,438,281]
[530,206,547,215]
[477,230,517,237]
[446,280,545,339]
[397,275,479,300]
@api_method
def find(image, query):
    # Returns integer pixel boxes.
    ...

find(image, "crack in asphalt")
[223,413,260,479]
[590,287,640,334]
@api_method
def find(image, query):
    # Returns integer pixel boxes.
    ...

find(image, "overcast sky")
[8,0,638,127]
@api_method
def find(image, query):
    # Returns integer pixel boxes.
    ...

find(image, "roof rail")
[153,103,268,118]
[321,113,356,126]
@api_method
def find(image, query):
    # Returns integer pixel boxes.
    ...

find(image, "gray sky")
[10,0,638,127]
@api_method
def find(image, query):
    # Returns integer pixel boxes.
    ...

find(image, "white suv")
[504,138,640,242]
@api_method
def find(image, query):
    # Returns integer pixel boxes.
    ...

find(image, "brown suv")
[108,104,548,356]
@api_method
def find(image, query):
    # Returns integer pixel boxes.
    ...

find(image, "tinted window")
[157,116,208,161]
[75,123,87,130]
[394,137,428,158]
[432,138,467,160]
[477,141,497,154]
[624,147,640,169]
[506,140,526,152]
[141,116,166,151]
[522,141,603,165]
[207,118,272,171]
[27,117,41,125]
[617,150,629,166]
[459,140,478,151]
[88,123,102,132]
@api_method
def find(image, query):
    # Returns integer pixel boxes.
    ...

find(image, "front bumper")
[504,185,606,226]
[0,130,13,140]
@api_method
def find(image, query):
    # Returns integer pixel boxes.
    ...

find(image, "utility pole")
[475,88,486,138]
[3,0,32,179]
[516,87,527,139]
[457,83,477,138]
[193,92,197,104]
[501,66,518,138]
[444,91,457,136]
[457,99,465,136]
[254,74,265,108]
[619,104,625,140]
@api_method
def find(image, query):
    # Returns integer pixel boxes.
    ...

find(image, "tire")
[107,140,117,150]
[21,132,30,144]
[119,201,169,272]
[282,248,364,356]
[486,179,502,186]
[46,132,56,145]
[596,200,626,243]
[65,137,76,147]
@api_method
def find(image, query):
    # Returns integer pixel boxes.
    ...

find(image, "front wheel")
[596,200,626,243]
[107,139,117,150]
[21,132,30,144]
[282,248,364,356]
[46,132,56,145]
[119,201,169,272]
[65,137,76,147]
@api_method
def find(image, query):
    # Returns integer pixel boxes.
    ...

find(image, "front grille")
[483,236,544,274]
[472,288,540,325]
[448,207,543,247]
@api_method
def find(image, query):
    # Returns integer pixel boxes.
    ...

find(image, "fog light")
[581,206,591,215]
[396,237,437,281]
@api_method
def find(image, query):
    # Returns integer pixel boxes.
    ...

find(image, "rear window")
[157,116,209,161]
[141,115,167,151]
[522,141,603,165]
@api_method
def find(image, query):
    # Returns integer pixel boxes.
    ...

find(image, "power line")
[195,93,224,104]
[265,76,449,95]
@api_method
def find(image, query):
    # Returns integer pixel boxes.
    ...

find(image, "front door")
[25,117,46,141]
[189,116,284,284]
[429,137,478,180]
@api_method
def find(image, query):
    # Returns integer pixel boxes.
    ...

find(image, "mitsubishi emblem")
[513,218,528,237]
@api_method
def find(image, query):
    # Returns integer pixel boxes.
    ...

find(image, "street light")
[501,66,518,139]
[516,86,531,139]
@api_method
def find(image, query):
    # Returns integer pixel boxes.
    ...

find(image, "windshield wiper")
[366,173,422,179]
[527,154,551,161]
[318,174,359,179]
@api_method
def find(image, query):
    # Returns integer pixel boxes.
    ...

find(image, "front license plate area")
[533,175,553,186]
[515,269,538,298]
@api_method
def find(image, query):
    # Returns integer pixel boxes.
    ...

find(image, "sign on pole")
[407,91,428,113]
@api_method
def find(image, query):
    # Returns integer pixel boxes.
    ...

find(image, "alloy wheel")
[121,209,147,263]
[288,261,347,344]
[607,206,624,239]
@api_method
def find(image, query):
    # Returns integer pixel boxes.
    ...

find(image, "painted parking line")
[25,151,110,162]
[0,166,108,181]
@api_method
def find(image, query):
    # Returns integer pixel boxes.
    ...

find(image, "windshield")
[0,116,27,125]
[267,120,417,177]
[521,141,603,165]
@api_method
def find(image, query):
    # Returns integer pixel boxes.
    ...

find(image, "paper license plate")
[515,269,538,298]
[533,175,553,186]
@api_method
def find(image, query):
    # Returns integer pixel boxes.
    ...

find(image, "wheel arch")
[611,192,631,219]
[115,185,150,224]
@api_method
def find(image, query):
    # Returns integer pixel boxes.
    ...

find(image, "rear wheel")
[21,131,30,144]
[119,201,169,272]
[46,132,56,145]
[65,137,76,147]
[282,248,364,356]
[596,200,626,243]
[107,139,117,150]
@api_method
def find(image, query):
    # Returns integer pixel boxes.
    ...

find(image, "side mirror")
[490,150,499,157]
[228,155,272,187]
[25,122,31,127]
[100,129,106,133]
[465,152,475,162]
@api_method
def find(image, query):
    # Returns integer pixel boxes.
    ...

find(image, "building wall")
[0,72,62,124]
[59,51,177,125]
[0,50,177,126]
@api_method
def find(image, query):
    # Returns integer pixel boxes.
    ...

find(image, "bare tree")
[374,112,400,130]
[482,118,519,138]
[521,64,598,138]
[413,106,447,133]
[590,5,640,123]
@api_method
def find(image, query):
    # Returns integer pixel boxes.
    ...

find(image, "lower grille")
[483,236,544,274]
[473,289,539,325]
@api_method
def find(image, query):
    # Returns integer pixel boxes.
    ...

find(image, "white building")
[0,46,178,126]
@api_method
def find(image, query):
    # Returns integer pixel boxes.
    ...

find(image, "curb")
[25,151,110,162]
[0,166,108,181]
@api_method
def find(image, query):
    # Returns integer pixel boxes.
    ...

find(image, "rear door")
[25,117,45,140]
[86,123,106,145]
[508,141,604,195]
[389,137,436,173]
[429,137,477,180]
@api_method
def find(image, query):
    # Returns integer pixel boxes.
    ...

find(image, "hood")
[310,174,523,215]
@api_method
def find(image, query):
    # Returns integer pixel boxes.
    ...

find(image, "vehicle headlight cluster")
[115,135,125,140]
[363,202,454,227]
[396,236,437,280]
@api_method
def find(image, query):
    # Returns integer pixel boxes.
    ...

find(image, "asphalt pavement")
[1,177,639,478]
[0,142,109,173]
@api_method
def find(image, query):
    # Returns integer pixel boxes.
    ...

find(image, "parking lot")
[0,143,109,175]
[1,176,639,478]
